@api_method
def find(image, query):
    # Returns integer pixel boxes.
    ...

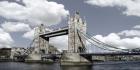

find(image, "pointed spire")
[74,11,80,21]
[75,11,80,16]
[76,11,80,15]
[83,16,87,24]
[41,24,44,26]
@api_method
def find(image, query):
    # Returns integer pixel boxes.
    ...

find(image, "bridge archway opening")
[49,35,68,52]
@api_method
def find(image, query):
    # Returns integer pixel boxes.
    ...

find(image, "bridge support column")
[60,52,92,65]
[60,12,91,65]
[25,24,49,62]
[68,12,86,53]
[25,54,42,62]
[25,37,49,62]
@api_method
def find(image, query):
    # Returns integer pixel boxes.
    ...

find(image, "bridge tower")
[33,24,49,54]
[68,11,87,53]
[34,12,91,65]
[61,12,91,65]
[25,24,49,62]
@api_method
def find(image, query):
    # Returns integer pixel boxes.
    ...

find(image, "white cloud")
[0,28,14,48]
[22,28,35,40]
[22,27,52,40]
[94,33,140,49]
[45,28,53,32]
[118,30,140,37]
[1,21,31,32]
[85,0,140,17]
[15,0,21,2]
[49,35,68,51]
[89,24,140,51]
[133,25,140,29]
[0,0,69,26]
[85,0,127,7]
[117,24,140,37]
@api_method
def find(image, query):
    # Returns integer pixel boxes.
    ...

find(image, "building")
[10,47,26,60]
[0,48,11,60]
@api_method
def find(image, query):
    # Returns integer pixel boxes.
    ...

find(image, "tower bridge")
[19,12,140,65]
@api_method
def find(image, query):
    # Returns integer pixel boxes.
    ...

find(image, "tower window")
[77,19,79,22]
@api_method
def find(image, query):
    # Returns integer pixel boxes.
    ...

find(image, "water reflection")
[61,65,92,70]
[1,62,140,70]
[0,62,93,70]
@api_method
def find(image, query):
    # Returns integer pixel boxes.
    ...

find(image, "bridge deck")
[80,52,140,56]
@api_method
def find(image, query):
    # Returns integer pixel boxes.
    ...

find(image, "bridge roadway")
[80,52,140,56]
[41,52,140,58]
[40,52,140,62]
[13,52,140,62]
[15,52,140,58]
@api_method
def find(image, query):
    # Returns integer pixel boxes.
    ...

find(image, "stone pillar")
[68,12,87,53]
[25,24,49,62]
[61,12,91,65]
[38,24,49,54]
[61,52,91,65]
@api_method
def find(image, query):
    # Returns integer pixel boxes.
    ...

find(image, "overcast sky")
[0,0,140,51]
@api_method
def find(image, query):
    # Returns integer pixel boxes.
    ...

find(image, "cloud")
[22,26,52,40]
[118,30,140,37]
[1,21,31,32]
[133,25,140,29]
[93,33,140,49]
[0,0,69,26]
[89,24,140,51]
[85,0,140,17]
[15,0,21,2]
[117,24,140,37]
[49,35,68,51]
[22,28,35,40]
[0,28,14,48]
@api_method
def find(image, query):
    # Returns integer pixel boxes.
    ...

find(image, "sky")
[0,0,140,51]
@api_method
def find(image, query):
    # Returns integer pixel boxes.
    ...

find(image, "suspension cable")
[77,30,128,52]
[83,34,118,52]
[86,32,122,49]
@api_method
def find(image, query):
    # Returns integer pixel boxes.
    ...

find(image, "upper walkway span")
[40,27,68,38]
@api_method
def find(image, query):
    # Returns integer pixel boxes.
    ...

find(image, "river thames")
[0,61,140,70]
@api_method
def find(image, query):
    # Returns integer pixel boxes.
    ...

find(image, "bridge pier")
[60,52,92,65]
[25,24,48,62]
[59,12,92,65]
[25,53,42,62]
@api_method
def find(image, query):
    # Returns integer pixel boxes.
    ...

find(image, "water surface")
[0,61,140,70]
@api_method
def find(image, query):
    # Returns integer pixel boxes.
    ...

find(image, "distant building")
[10,47,26,59]
[0,48,11,60]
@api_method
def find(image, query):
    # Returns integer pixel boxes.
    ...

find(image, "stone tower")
[33,24,48,54]
[68,12,87,53]
[25,24,49,61]
[61,13,89,65]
